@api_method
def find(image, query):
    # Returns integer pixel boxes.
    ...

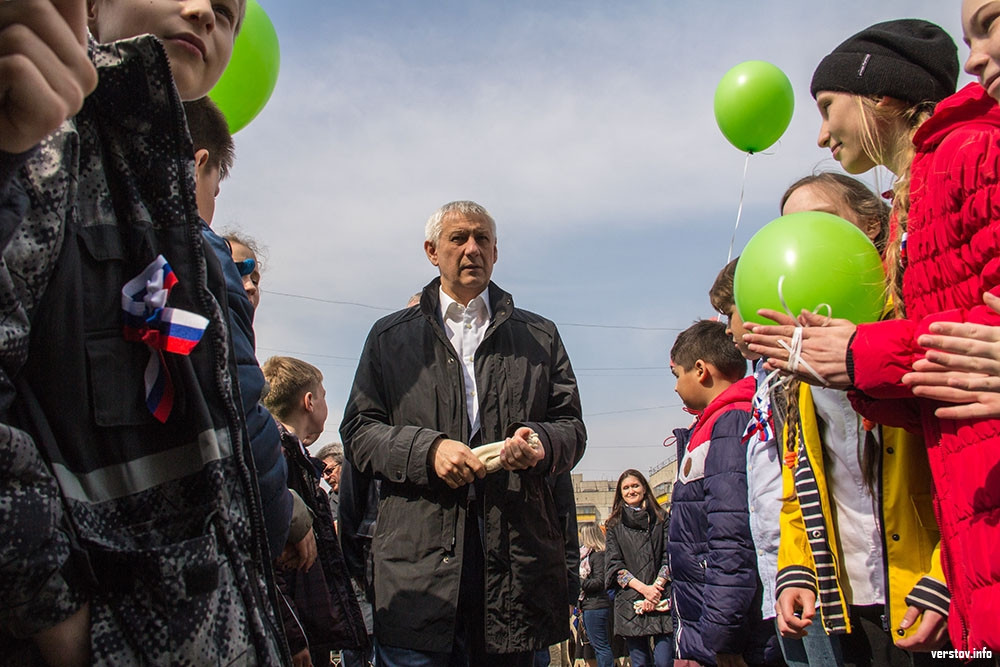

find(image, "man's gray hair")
[424,200,496,244]
[315,442,343,464]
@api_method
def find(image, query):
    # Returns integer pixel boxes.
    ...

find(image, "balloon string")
[727,152,752,265]
[775,275,831,386]
[752,366,786,414]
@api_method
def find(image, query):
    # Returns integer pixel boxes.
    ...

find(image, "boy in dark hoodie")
[668,320,778,667]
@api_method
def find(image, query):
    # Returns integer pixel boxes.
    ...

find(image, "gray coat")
[340,279,586,653]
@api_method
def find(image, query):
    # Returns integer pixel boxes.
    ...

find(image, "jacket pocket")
[85,333,156,427]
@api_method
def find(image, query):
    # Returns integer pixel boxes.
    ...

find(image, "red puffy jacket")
[849,83,1000,652]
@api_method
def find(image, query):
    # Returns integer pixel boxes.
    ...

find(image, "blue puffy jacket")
[668,377,778,665]
[203,224,292,559]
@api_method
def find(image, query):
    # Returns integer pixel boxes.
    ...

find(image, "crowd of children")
[3,0,1000,665]
[593,6,1000,667]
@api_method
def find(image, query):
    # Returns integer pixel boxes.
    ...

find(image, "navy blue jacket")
[203,224,291,559]
[668,378,777,665]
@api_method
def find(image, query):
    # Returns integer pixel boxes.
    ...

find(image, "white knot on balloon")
[774,275,831,387]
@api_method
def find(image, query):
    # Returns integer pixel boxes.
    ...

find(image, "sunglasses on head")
[235,257,257,277]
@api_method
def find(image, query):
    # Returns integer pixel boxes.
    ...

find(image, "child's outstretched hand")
[0,0,97,154]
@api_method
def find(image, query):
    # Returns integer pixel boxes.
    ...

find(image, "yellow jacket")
[776,384,947,639]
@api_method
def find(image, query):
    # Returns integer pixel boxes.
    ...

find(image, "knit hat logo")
[857,54,871,78]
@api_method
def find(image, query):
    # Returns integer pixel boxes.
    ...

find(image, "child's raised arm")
[0,0,97,155]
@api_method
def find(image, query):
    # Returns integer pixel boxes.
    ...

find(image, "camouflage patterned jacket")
[0,36,286,665]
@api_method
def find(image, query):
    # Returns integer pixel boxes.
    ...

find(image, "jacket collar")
[689,375,755,444]
[420,278,514,335]
[620,502,653,530]
[914,82,1000,151]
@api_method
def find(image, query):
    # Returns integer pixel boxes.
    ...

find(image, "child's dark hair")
[709,257,739,315]
[184,97,235,179]
[780,172,890,254]
[605,469,666,528]
[670,320,746,381]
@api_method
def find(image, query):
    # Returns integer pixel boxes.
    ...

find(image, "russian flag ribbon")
[742,381,775,445]
[122,255,209,422]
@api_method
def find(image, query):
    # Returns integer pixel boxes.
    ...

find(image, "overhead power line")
[261,288,684,332]
[586,404,681,417]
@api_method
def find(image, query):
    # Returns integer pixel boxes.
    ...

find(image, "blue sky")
[217,1,968,479]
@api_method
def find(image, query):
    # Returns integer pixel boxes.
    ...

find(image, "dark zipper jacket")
[0,35,285,664]
[340,278,586,653]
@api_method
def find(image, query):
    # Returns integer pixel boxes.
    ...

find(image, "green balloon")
[734,211,886,325]
[714,60,794,153]
[209,0,280,134]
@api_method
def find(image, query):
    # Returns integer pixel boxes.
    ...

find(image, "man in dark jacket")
[340,200,587,666]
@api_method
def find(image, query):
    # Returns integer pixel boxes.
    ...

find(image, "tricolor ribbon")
[742,403,774,445]
[122,255,209,422]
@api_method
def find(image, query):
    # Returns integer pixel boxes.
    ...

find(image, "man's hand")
[894,606,948,651]
[32,602,90,667]
[716,653,748,667]
[499,426,544,471]
[0,0,98,154]
[429,438,486,489]
[775,586,816,639]
[277,527,317,572]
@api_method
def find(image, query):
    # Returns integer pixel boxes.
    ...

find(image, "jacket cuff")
[507,421,551,474]
[286,490,313,544]
[904,576,950,617]
[409,429,445,487]
[850,320,918,398]
[775,565,816,598]
[845,329,858,386]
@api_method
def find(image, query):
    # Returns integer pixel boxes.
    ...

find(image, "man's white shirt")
[439,287,492,438]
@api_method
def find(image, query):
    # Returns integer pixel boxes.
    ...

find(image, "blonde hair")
[853,96,935,317]
[261,356,323,421]
[579,521,606,552]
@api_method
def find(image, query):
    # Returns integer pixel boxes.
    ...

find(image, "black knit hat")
[811,19,959,105]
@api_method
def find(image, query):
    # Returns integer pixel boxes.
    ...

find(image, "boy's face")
[88,0,242,100]
[301,383,328,446]
[671,360,706,412]
[723,307,760,361]
[193,149,222,225]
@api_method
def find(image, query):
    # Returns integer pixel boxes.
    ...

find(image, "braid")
[781,378,802,502]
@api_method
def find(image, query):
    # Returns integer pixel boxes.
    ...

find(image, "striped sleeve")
[775,565,817,598]
[903,576,950,617]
